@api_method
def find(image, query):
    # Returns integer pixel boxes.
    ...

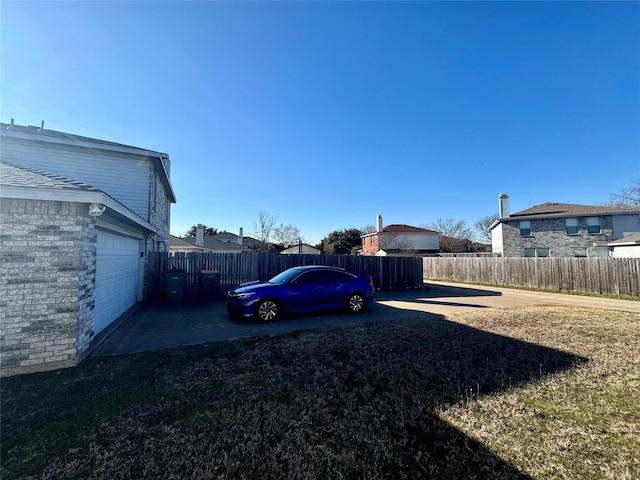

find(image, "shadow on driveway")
[92,283,503,357]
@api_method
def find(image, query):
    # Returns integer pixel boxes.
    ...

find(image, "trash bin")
[165,269,186,305]
[199,270,220,302]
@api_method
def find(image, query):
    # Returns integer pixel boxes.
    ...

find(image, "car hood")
[233,281,274,294]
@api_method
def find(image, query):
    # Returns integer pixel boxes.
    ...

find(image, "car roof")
[290,265,346,272]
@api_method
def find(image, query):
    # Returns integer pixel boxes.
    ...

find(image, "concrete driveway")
[92,281,639,357]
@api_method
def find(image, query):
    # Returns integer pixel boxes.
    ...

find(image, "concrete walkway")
[379,280,640,316]
[92,281,639,357]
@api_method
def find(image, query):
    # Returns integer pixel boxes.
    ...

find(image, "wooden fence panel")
[423,257,640,297]
[145,253,423,303]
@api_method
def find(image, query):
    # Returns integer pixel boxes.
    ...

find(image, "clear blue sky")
[2,1,639,244]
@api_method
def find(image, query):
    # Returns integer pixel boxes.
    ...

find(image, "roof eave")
[1,185,159,234]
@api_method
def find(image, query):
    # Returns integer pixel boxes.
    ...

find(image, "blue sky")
[2,1,639,244]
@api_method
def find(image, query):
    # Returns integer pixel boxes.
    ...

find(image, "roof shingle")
[382,224,439,234]
[510,202,637,218]
[0,161,101,192]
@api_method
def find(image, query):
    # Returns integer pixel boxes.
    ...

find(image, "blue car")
[226,265,375,321]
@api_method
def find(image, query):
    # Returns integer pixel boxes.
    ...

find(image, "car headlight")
[235,293,256,301]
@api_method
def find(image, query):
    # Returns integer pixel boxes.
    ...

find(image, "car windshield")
[268,268,304,285]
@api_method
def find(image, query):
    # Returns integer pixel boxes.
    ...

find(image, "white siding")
[611,245,640,258]
[381,232,439,250]
[491,223,504,255]
[1,140,150,219]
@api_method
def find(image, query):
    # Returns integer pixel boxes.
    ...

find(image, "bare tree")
[425,218,473,253]
[273,224,303,247]
[361,224,377,235]
[474,214,499,243]
[250,210,279,251]
[605,178,640,208]
[375,231,415,251]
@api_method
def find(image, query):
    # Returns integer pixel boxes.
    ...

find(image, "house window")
[525,247,549,258]
[566,218,579,235]
[370,236,374,245]
[587,217,601,234]
[574,247,587,257]
[519,221,531,236]
[594,246,610,257]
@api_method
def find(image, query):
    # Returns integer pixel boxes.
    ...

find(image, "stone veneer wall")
[0,198,96,376]
[500,216,614,257]
[148,165,171,249]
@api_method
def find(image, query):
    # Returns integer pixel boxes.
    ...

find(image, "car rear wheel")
[347,292,365,313]
[255,299,279,322]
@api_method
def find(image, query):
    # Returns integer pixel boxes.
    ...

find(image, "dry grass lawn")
[1,305,638,479]
[438,306,640,480]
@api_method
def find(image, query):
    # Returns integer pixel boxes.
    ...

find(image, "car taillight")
[368,277,374,288]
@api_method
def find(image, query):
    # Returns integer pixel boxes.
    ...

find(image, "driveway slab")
[92,281,639,357]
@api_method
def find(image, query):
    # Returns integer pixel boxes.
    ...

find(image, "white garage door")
[95,230,141,335]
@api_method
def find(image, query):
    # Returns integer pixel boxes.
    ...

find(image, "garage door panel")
[95,231,141,335]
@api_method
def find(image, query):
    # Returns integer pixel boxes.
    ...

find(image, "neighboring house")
[361,215,440,256]
[490,193,640,258]
[0,122,175,376]
[170,225,252,254]
[609,232,640,258]
[169,235,213,253]
[281,243,321,255]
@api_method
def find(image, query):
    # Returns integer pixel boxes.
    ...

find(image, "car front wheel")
[256,299,279,322]
[347,292,366,313]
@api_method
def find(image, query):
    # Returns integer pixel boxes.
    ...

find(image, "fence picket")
[146,253,424,302]
[423,257,639,297]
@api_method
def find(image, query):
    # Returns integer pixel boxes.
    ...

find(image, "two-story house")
[490,193,640,257]
[0,122,176,376]
[361,215,440,256]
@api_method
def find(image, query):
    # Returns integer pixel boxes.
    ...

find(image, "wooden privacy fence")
[146,253,424,303]
[423,257,640,297]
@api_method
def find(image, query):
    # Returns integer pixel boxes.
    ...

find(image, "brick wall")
[0,199,96,376]
[362,234,379,255]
